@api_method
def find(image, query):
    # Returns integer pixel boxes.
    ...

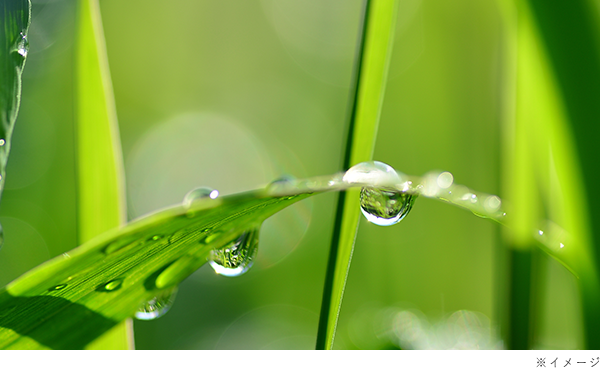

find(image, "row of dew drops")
[45,162,562,322]
[129,162,418,320]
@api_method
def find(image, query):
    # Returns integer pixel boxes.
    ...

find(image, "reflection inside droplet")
[360,187,416,226]
[135,287,178,321]
[209,228,259,277]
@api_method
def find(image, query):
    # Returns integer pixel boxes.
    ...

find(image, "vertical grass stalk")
[500,0,600,348]
[316,0,398,350]
[75,0,132,349]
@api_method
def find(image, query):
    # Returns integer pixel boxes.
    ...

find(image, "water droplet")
[360,187,416,226]
[271,175,295,184]
[209,228,259,277]
[436,172,454,189]
[97,278,124,292]
[148,234,163,242]
[343,161,402,187]
[560,243,565,249]
[183,187,219,207]
[0,139,5,146]
[16,32,28,57]
[135,287,178,321]
[48,284,67,291]
[202,231,223,245]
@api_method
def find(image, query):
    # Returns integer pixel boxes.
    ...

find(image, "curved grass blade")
[316,0,399,350]
[74,0,131,349]
[0,160,574,349]
[0,0,30,204]
[0,187,311,349]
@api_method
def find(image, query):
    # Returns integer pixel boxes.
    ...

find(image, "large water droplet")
[135,287,178,321]
[209,229,259,277]
[343,161,402,187]
[16,32,28,57]
[183,187,219,207]
[360,187,416,226]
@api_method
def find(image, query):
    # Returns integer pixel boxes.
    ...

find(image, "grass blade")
[523,0,600,349]
[0,0,30,204]
[0,163,510,349]
[75,0,131,349]
[500,0,600,348]
[316,0,398,350]
[0,186,312,349]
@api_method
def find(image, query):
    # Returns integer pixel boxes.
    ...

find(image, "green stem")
[316,0,398,350]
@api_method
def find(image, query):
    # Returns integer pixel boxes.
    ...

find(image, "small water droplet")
[538,230,544,236]
[560,243,565,249]
[271,175,296,184]
[135,287,178,321]
[0,139,5,146]
[183,187,219,207]
[360,187,416,226]
[16,32,28,57]
[48,284,67,291]
[209,228,259,277]
[148,234,163,242]
[436,172,454,189]
[202,231,223,244]
[98,278,124,292]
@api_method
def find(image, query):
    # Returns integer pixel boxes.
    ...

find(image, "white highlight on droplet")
[538,230,544,236]
[560,243,565,249]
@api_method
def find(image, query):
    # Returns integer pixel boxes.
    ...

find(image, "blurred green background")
[0,0,584,349]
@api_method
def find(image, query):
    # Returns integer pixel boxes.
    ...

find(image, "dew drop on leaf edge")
[360,187,416,226]
[209,228,259,277]
[183,187,219,208]
[16,32,28,57]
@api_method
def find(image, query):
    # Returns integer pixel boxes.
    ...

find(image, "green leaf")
[0,0,30,203]
[74,0,130,349]
[316,0,399,350]
[0,187,309,349]
[0,163,512,349]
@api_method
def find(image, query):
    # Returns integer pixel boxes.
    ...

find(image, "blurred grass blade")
[0,0,30,203]
[75,0,131,349]
[316,0,398,350]
[501,0,600,349]
[523,0,600,349]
